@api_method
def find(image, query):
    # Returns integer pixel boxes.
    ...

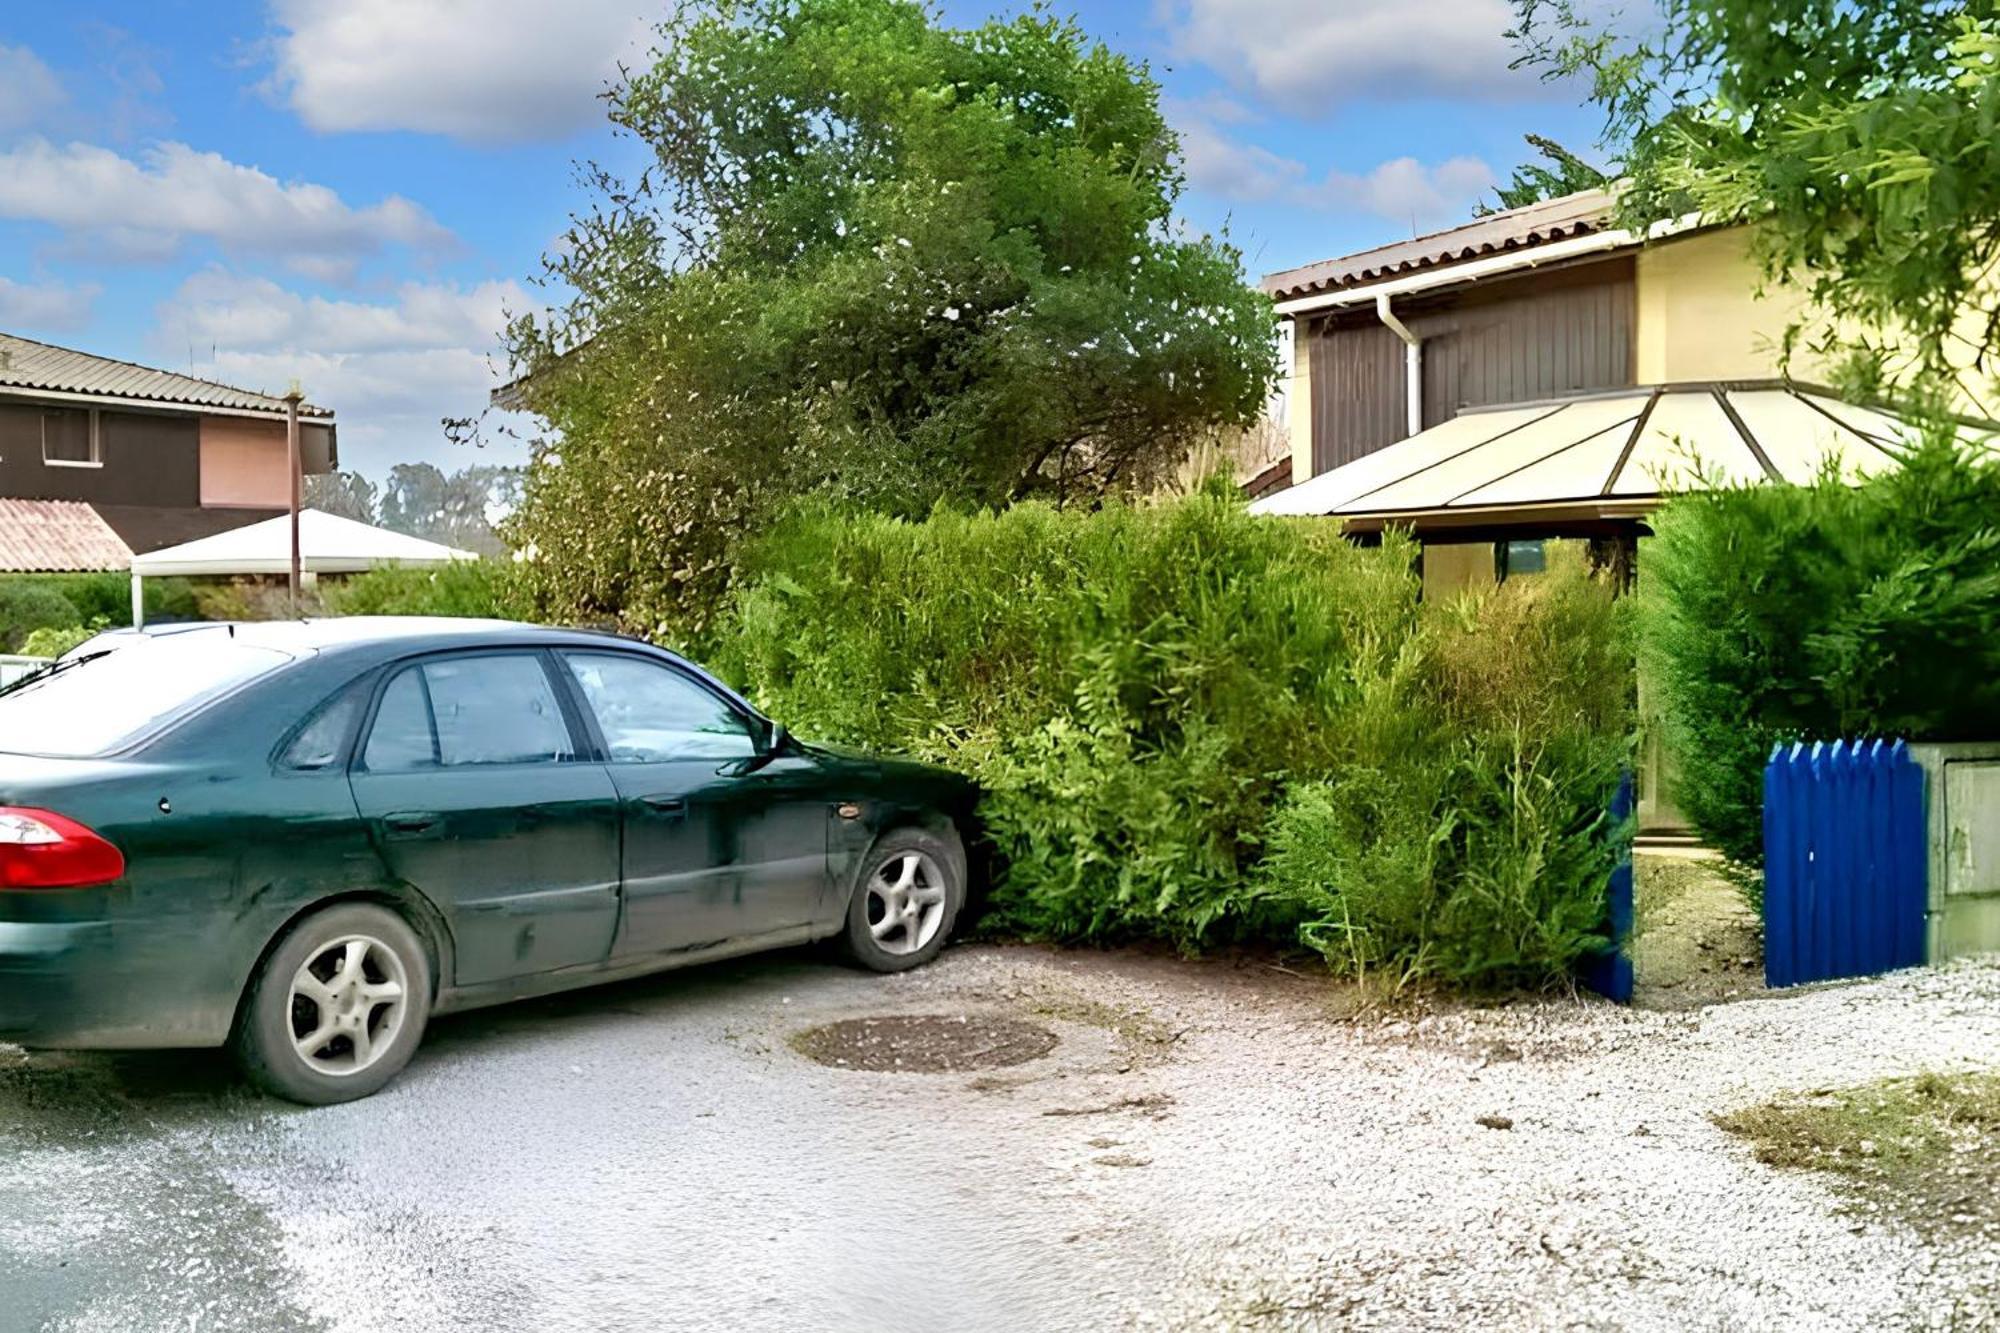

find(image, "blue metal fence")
[1763,739,1926,988]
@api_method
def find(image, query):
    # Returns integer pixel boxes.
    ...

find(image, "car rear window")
[0,637,294,757]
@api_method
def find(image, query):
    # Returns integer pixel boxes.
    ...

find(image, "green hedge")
[0,574,200,653]
[1639,439,2000,869]
[324,560,531,620]
[717,495,1632,988]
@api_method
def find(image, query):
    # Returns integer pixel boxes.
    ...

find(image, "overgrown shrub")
[0,582,81,652]
[18,624,95,658]
[325,560,530,620]
[1639,439,2000,867]
[719,494,1632,987]
[0,573,198,627]
[1259,552,1632,985]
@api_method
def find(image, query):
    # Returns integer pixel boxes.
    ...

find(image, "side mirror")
[765,720,790,756]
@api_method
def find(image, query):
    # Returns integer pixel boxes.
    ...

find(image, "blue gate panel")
[1762,738,1926,988]
[1578,770,1635,1003]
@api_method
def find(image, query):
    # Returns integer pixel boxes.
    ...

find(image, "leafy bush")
[1639,439,2000,867]
[0,573,198,627]
[325,560,530,620]
[719,494,1632,987]
[0,582,81,652]
[1259,553,1632,985]
[18,624,95,658]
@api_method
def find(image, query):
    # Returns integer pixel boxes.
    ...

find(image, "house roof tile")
[0,498,134,572]
[0,332,333,419]
[1261,190,1617,302]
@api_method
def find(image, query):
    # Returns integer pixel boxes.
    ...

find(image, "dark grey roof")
[1262,190,1617,302]
[0,332,334,418]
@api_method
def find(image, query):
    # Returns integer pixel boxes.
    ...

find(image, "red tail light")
[0,807,126,889]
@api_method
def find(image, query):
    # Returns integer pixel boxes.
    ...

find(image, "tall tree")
[503,0,1277,635]
[1511,0,2000,417]
[379,463,521,557]
[304,470,379,524]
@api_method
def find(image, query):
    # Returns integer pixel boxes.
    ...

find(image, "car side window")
[362,667,437,771]
[561,652,757,763]
[362,655,576,772]
[279,683,369,771]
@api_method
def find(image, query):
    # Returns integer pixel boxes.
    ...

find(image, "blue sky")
[0,1,1604,477]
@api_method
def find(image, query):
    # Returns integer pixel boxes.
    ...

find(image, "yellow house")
[1252,189,1942,594]
[1251,193,1977,832]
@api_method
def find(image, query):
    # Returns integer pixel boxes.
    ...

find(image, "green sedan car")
[0,619,977,1104]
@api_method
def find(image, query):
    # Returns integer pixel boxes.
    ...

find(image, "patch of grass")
[1717,1072,2000,1247]
[1024,986,1175,1051]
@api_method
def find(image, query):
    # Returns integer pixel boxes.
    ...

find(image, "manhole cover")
[790,1014,1058,1073]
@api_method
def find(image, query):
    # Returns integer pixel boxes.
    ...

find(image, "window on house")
[1498,539,1547,581]
[41,409,100,466]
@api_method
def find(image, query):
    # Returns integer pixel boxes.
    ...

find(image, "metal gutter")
[1373,292,1424,438]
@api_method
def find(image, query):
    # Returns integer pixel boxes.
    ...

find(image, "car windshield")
[0,635,295,757]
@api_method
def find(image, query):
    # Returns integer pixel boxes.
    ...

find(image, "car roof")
[109,617,695,668]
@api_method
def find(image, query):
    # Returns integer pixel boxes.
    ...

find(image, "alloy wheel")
[865,850,947,955]
[287,934,410,1076]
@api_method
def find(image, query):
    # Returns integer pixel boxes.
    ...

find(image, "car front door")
[556,650,832,957]
[348,651,622,987]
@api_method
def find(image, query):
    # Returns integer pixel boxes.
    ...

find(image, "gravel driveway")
[2,943,1996,1331]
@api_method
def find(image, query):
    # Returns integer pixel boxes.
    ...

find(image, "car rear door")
[554,650,832,957]
[348,650,622,987]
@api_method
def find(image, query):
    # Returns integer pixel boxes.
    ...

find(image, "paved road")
[3,944,1996,1331]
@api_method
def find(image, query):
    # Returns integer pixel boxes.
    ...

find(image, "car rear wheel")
[234,903,432,1105]
[841,827,965,973]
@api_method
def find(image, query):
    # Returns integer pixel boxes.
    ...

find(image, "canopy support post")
[130,571,145,629]
[286,387,303,618]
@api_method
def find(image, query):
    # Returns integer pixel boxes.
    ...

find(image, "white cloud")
[159,270,537,474]
[0,276,99,332]
[1176,112,1495,229]
[171,269,529,354]
[0,139,454,274]
[267,0,656,143]
[1163,0,1544,114]
[0,45,66,133]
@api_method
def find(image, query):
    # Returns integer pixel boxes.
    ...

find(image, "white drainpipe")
[1374,291,1423,438]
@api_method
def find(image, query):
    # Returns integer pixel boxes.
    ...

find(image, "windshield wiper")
[0,649,114,698]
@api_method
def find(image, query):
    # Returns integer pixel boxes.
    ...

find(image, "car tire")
[233,902,433,1106]
[840,826,966,974]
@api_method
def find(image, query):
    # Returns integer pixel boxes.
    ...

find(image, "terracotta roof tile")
[1261,190,1617,302]
[0,498,134,572]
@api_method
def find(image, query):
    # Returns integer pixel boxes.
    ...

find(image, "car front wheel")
[841,827,965,973]
[233,902,432,1105]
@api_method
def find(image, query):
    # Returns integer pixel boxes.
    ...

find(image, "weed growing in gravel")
[1717,1072,2000,1248]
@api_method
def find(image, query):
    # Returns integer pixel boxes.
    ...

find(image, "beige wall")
[1420,541,1495,599]
[1635,228,1828,385]
[199,416,290,508]
[1286,320,1314,486]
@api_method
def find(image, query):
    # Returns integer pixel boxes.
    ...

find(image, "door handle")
[640,794,688,818]
[382,812,440,837]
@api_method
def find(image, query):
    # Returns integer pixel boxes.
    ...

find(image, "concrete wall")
[1420,542,1496,599]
